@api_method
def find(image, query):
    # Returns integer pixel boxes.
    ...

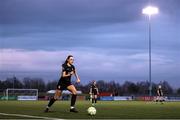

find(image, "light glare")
[142,6,159,15]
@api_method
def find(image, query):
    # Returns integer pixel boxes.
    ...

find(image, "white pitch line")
[0,112,64,120]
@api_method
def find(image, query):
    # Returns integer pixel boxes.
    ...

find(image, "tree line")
[0,76,180,96]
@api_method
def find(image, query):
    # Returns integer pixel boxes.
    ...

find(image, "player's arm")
[74,69,80,83]
[161,90,163,96]
[62,71,72,77]
[157,90,160,96]
[89,87,93,99]
[97,87,99,95]
[61,65,71,77]
[89,87,92,95]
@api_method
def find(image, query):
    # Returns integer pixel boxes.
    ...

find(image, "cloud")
[1,20,179,53]
[0,48,179,86]
[1,0,180,26]
[0,0,145,25]
[1,0,179,53]
[152,0,180,18]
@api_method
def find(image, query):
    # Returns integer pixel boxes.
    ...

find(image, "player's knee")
[72,90,77,95]
[53,96,58,100]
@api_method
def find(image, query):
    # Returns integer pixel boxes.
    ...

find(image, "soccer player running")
[89,80,99,106]
[44,55,80,113]
[156,85,164,104]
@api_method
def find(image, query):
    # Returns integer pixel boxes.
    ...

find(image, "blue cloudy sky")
[0,0,180,87]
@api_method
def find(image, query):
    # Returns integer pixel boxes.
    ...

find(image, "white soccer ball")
[87,107,96,115]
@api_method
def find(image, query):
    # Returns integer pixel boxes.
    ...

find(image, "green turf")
[0,100,180,119]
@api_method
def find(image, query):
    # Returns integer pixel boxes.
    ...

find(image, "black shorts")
[56,81,72,91]
[92,90,98,95]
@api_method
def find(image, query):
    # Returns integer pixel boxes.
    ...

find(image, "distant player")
[156,85,164,104]
[89,80,99,106]
[44,55,80,113]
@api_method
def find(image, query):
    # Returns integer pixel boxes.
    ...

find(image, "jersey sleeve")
[62,64,67,72]
[71,65,75,72]
[72,65,75,70]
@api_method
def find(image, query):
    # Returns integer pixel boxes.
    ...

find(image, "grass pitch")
[0,100,180,119]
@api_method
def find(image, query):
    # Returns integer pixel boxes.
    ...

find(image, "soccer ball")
[87,107,96,115]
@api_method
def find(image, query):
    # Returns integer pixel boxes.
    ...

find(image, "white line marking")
[0,112,64,120]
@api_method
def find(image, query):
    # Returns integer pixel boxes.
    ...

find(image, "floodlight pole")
[148,15,152,96]
[142,6,159,96]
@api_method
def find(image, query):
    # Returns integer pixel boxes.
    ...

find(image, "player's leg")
[45,89,62,112]
[156,96,159,103]
[160,96,164,104]
[155,96,159,104]
[91,94,95,106]
[92,94,95,104]
[159,96,162,103]
[49,89,62,106]
[67,85,78,113]
[90,94,93,102]
[94,95,97,103]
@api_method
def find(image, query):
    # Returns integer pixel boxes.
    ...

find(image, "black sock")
[48,97,56,107]
[95,99,97,103]
[71,94,77,107]
[92,98,94,103]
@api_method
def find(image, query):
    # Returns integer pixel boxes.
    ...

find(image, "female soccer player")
[89,80,99,105]
[156,85,164,104]
[44,55,80,113]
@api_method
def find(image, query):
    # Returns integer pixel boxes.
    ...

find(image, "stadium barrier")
[113,96,133,101]
[99,92,112,96]
[99,96,114,101]
[17,96,37,100]
[135,96,154,101]
[166,97,180,101]
[0,96,17,100]
[99,96,180,101]
[47,90,82,94]
[99,96,133,101]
